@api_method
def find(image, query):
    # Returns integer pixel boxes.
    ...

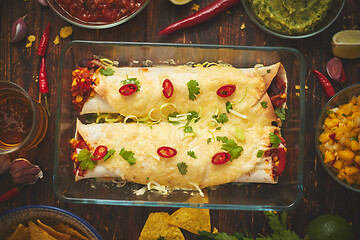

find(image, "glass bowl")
[46,0,150,29]
[242,0,345,39]
[316,84,360,193]
[0,205,102,239]
[54,41,305,210]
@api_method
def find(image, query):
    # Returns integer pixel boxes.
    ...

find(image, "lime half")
[332,30,360,59]
[169,0,192,5]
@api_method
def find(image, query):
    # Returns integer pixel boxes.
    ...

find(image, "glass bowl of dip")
[46,0,150,29]
[316,84,360,193]
[242,0,345,39]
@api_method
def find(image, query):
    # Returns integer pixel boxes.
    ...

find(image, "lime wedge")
[169,0,192,5]
[332,30,360,59]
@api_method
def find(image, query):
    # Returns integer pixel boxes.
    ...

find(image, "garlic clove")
[9,158,43,185]
[0,154,11,175]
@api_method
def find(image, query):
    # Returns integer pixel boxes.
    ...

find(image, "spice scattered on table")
[60,26,73,38]
[25,35,36,48]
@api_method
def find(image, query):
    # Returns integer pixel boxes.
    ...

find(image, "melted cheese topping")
[76,63,285,189]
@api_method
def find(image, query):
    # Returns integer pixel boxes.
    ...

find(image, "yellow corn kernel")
[76,95,83,102]
[319,133,330,143]
[350,140,360,151]
[324,151,335,163]
[337,150,355,162]
[345,166,359,175]
[324,118,341,128]
[333,160,343,170]
[355,155,360,164]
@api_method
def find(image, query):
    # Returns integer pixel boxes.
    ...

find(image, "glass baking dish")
[54,41,305,210]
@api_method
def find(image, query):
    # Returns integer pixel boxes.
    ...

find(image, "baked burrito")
[70,61,287,191]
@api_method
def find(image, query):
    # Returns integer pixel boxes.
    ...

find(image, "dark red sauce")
[56,0,146,23]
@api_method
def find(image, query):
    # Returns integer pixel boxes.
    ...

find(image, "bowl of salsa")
[46,0,150,29]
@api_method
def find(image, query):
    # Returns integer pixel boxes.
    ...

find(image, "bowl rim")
[315,83,360,193]
[0,205,103,239]
[45,0,150,29]
[242,0,345,39]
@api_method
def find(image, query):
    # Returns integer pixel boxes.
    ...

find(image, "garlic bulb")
[0,154,11,175]
[9,158,43,185]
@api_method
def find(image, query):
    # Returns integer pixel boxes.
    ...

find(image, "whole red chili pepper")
[158,0,241,35]
[313,69,335,98]
[39,57,50,115]
[0,187,21,201]
[37,23,51,57]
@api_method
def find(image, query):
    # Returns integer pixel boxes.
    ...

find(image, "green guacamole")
[250,0,333,34]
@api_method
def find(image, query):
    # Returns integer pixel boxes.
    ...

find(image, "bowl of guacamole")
[242,0,345,39]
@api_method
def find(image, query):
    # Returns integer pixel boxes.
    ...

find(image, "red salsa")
[56,0,146,23]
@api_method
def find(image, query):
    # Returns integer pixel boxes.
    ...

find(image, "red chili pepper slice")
[162,79,174,99]
[119,84,137,96]
[211,152,231,165]
[217,84,236,97]
[157,146,177,158]
[273,148,286,176]
[91,145,108,161]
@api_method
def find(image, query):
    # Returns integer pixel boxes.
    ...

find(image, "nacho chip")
[169,208,211,235]
[28,221,57,240]
[37,219,71,240]
[139,212,185,240]
[51,222,89,240]
[7,223,30,240]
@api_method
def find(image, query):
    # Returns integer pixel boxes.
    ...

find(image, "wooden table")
[1,0,359,239]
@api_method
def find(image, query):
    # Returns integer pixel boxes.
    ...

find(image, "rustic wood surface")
[1,0,360,239]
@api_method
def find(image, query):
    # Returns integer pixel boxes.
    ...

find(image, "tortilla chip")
[7,223,30,240]
[51,222,89,240]
[37,219,71,240]
[138,212,185,240]
[28,221,57,240]
[169,208,211,235]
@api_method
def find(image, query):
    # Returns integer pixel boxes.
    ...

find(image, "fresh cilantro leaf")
[207,138,212,144]
[269,133,281,148]
[99,68,114,76]
[177,162,188,175]
[216,127,222,130]
[184,125,193,133]
[261,101,268,108]
[77,149,96,170]
[122,76,141,92]
[168,112,180,125]
[267,69,271,73]
[274,107,286,121]
[213,113,229,124]
[257,150,264,158]
[103,149,115,161]
[226,101,233,113]
[187,150,197,159]
[350,136,358,142]
[187,111,199,122]
[187,80,200,100]
[119,148,136,165]
[216,136,244,161]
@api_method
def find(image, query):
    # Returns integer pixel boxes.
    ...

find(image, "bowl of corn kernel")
[316,84,360,192]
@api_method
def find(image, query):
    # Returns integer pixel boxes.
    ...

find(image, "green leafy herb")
[177,162,188,175]
[184,125,193,133]
[168,112,180,125]
[187,150,197,159]
[99,68,115,76]
[275,107,286,121]
[213,113,229,124]
[187,80,200,100]
[261,101,268,108]
[103,149,115,161]
[187,111,199,122]
[119,148,136,165]
[226,101,233,113]
[157,236,166,240]
[267,69,271,73]
[269,133,281,148]
[207,138,212,144]
[216,127,222,131]
[350,136,358,142]
[216,136,244,161]
[122,76,141,92]
[77,149,96,170]
[257,150,264,158]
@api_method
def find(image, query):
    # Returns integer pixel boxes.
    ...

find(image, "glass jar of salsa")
[56,0,146,23]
